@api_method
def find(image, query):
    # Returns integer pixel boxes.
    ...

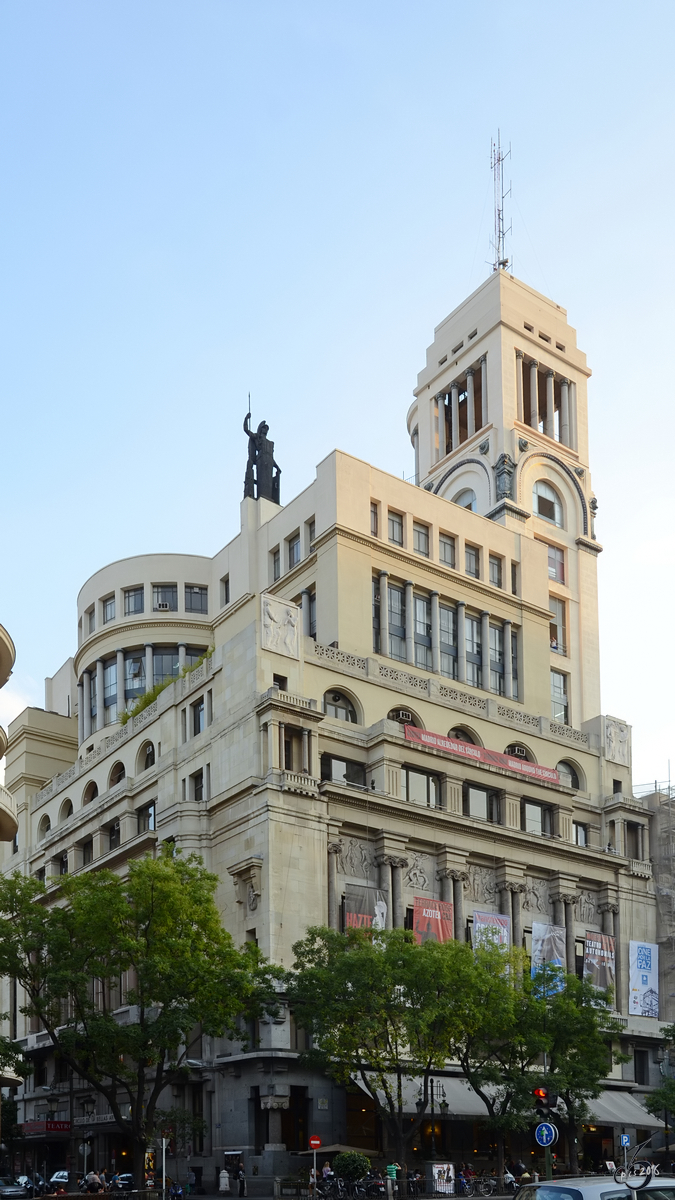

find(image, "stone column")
[145,644,154,694]
[613,903,623,1013]
[267,720,278,772]
[451,383,460,449]
[436,868,452,904]
[302,728,309,774]
[569,381,577,449]
[563,894,578,973]
[377,857,392,930]
[82,670,91,739]
[529,361,539,428]
[115,649,125,722]
[499,885,512,920]
[480,611,490,692]
[437,394,446,459]
[545,371,555,439]
[503,620,513,699]
[450,870,468,941]
[390,857,408,929]
[379,571,389,658]
[600,903,614,936]
[404,580,414,666]
[178,643,186,672]
[480,355,488,427]
[327,842,342,930]
[466,369,475,438]
[560,378,570,446]
[515,351,524,422]
[509,883,526,951]
[96,659,105,733]
[457,602,466,683]
[430,591,440,674]
[301,589,312,637]
[553,895,565,927]
[77,681,84,743]
[279,721,286,771]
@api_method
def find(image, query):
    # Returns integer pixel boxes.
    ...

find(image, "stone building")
[2,270,667,1181]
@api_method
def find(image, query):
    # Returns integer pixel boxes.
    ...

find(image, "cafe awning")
[587,1091,665,1129]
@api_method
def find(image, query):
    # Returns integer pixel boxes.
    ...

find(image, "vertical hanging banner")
[345,885,388,931]
[583,931,616,991]
[531,922,566,993]
[629,941,659,1018]
[413,897,454,944]
[473,909,511,947]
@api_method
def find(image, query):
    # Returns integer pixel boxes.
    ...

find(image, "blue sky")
[1,0,673,786]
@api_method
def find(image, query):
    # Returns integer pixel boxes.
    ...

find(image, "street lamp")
[80,1099,96,1181]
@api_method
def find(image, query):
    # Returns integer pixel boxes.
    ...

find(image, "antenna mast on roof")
[491,131,511,272]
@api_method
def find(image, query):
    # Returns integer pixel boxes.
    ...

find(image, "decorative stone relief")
[575,890,597,925]
[337,838,375,881]
[465,865,497,906]
[604,717,630,767]
[405,852,431,890]
[261,594,300,659]
[494,452,516,501]
[523,877,550,915]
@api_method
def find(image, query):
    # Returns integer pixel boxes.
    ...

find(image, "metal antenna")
[490,131,512,272]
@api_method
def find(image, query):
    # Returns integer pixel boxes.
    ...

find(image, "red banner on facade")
[22,1120,71,1134]
[413,897,454,945]
[404,725,560,784]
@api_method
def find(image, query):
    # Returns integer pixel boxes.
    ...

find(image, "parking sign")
[621,1135,630,1147]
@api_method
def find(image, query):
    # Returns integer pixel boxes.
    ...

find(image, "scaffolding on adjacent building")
[636,781,675,1021]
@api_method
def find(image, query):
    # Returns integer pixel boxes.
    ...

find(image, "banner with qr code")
[629,940,659,1018]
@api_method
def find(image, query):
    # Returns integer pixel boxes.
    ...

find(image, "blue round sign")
[535,1122,556,1147]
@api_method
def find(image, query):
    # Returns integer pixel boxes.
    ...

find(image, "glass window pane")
[489,556,502,587]
[125,587,144,615]
[407,770,428,806]
[415,643,432,670]
[388,512,403,544]
[388,586,405,631]
[525,802,542,834]
[466,616,480,655]
[154,649,180,687]
[468,788,488,820]
[153,585,177,611]
[465,546,479,577]
[413,523,429,556]
[103,596,115,624]
[439,605,456,646]
[440,534,455,567]
[414,596,430,635]
[185,586,208,613]
[389,633,406,662]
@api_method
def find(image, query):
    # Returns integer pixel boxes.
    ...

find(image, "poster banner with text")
[531,921,566,993]
[583,931,616,991]
[629,940,659,1018]
[473,909,511,947]
[413,897,454,945]
[345,885,387,931]
[404,725,560,784]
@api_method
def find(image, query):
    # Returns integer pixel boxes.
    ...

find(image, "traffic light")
[534,1086,550,1118]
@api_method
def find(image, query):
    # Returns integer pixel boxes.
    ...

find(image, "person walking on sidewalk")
[237,1162,246,1198]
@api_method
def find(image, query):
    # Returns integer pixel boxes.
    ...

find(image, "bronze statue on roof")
[243,410,281,504]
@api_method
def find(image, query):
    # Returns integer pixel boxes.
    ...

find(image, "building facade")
[2,271,668,1182]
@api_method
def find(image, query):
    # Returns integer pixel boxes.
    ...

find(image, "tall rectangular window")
[88,608,95,634]
[103,595,115,624]
[220,575,230,607]
[388,511,403,546]
[192,697,205,736]
[464,786,499,824]
[309,591,316,639]
[288,535,301,569]
[549,597,566,654]
[272,548,281,580]
[574,822,587,846]
[138,802,156,834]
[153,584,178,612]
[185,585,208,614]
[413,595,431,670]
[372,578,381,653]
[388,585,406,662]
[511,630,519,700]
[439,533,455,567]
[465,545,479,578]
[153,649,180,687]
[192,769,204,803]
[109,820,121,851]
[489,556,502,588]
[103,661,117,726]
[548,545,565,583]
[124,586,144,615]
[90,673,97,723]
[511,562,518,595]
[465,615,481,687]
[124,652,146,700]
[522,801,552,836]
[413,522,429,557]
[308,519,315,547]
[401,768,441,809]
[489,625,505,695]
[551,670,568,724]
[370,503,379,537]
[439,604,457,679]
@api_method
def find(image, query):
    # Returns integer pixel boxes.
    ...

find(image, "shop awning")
[587,1091,665,1129]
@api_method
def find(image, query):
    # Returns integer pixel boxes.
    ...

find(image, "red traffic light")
[533,1087,548,1099]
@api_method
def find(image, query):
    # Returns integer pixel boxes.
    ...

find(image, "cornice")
[74,618,214,676]
[212,592,255,630]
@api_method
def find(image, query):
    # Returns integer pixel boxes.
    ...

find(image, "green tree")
[644,1022,675,1127]
[0,848,278,1184]
[287,927,473,1166]
[545,973,626,1175]
[331,1152,372,1182]
[155,1106,208,1184]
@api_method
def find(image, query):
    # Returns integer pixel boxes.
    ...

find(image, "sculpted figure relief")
[523,877,550,914]
[405,853,430,890]
[466,865,497,905]
[261,595,299,659]
[605,717,630,767]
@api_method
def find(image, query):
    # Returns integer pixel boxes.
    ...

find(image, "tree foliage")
[0,848,279,1181]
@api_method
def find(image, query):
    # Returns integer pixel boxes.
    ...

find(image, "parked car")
[49,1174,70,1191]
[0,1181,36,1200]
[15,1177,46,1198]
[518,1177,675,1200]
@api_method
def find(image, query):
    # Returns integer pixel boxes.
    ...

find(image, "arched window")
[83,781,98,805]
[557,760,580,790]
[59,799,73,824]
[109,761,126,788]
[38,815,51,841]
[453,488,477,512]
[137,741,155,773]
[506,743,535,763]
[449,726,476,745]
[533,480,563,527]
[324,691,358,723]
